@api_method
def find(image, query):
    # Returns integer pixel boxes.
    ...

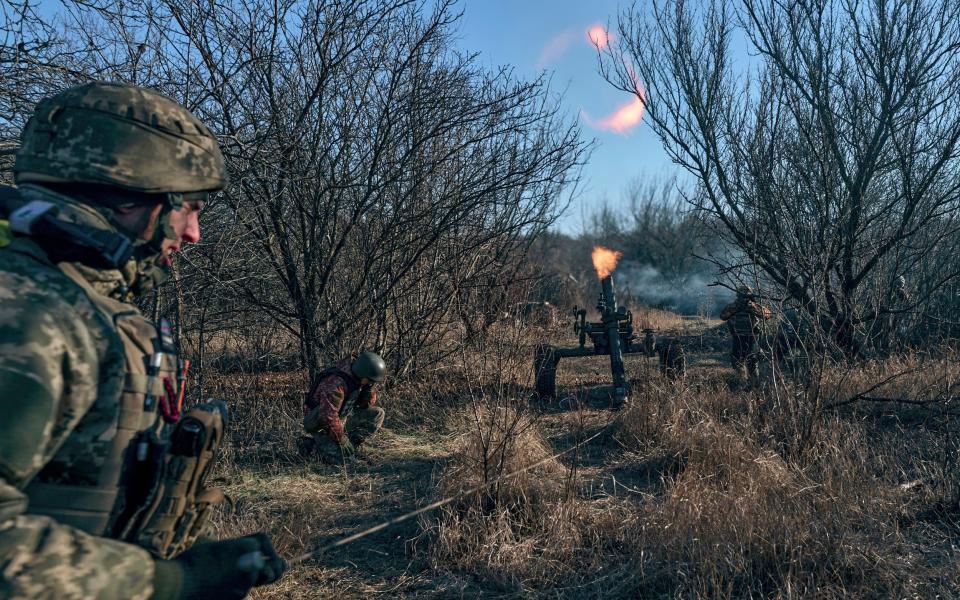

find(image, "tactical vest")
[305,366,361,419]
[6,203,224,559]
[727,300,760,338]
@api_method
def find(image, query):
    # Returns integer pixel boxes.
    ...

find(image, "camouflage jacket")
[0,185,156,599]
[303,358,377,442]
[720,297,772,338]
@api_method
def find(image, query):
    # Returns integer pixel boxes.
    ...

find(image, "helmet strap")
[166,191,185,211]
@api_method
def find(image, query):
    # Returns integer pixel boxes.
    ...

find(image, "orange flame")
[581,79,645,134]
[592,96,644,133]
[587,24,611,50]
[592,246,623,279]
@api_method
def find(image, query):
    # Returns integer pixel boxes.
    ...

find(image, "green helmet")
[737,284,754,297]
[351,351,387,383]
[14,81,227,195]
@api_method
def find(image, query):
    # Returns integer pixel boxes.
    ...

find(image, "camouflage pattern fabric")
[345,406,386,447]
[15,82,226,195]
[303,358,380,443]
[0,510,153,599]
[311,407,386,462]
[730,334,757,375]
[720,297,772,338]
[720,296,772,377]
[0,185,156,599]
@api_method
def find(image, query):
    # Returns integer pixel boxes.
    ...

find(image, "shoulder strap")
[1,185,132,269]
[305,367,358,410]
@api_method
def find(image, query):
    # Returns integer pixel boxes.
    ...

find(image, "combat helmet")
[736,284,754,298]
[14,81,227,197]
[351,351,388,383]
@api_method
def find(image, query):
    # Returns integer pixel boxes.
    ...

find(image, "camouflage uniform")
[720,290,772,378]
[303,358,385,461]
[0,83,236,599]
[1,185,163,598]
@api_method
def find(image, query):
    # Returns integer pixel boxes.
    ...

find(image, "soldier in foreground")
[302,352,387,463]
[0,82,285,599]
[720,285,773,381]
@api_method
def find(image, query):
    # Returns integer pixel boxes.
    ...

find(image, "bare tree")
[135,0,588,377]
[584,177,724,312]
[603,0,960,355]
[0,1,160,165]
[2,0,588,381]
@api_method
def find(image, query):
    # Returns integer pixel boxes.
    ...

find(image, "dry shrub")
[386,318,539,431]
[423,358,958,598]
[610,376,951,597]
[201,371,307,472]
[614,384,829,594]
[633,419,893,596]
[423,406,587,592]
[438,406,566,511]
[817,351,960,407]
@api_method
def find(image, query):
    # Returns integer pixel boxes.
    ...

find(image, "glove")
[338,435,356,457]
[151,533,287,600]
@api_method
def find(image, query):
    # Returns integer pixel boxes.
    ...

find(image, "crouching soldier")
[720,285,772,380]
[302,352,387,462]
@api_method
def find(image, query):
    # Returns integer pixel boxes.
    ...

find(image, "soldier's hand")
[151,533,286,600]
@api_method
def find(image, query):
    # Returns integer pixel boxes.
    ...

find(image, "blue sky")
[456,0,679,234]
[29,0,678,235]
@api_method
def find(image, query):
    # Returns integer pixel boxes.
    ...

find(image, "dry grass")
[817,352,960,406]
[421,407,580,592]
[418,357,960,598]
[201,328,960,598]
[633,306,696,331]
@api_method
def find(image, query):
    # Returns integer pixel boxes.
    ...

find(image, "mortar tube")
[600,275,628,403]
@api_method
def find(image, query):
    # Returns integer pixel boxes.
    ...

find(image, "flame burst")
[592,96,644,133]
[592,246,623,279]
[587,24,611,49]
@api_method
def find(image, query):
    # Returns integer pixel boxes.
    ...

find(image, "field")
[207,319,960,599]
[6,1,960,597]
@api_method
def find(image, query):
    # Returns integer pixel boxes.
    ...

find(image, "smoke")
[617,261,733,316]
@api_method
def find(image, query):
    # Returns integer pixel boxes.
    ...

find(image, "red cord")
[161,377,180,423]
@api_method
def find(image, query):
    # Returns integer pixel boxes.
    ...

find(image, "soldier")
[301,352,387,463]
[719,285,772,380]
[883,275,911,353]
[0,82,284,599]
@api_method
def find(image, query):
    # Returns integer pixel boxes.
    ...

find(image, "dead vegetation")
[415,356,960,598]
[197,329,960,599]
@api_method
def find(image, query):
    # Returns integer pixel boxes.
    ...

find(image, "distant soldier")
[302,351,388,462]
[720,285,772,379]
[884,275,911,352]
[0,82,284,599]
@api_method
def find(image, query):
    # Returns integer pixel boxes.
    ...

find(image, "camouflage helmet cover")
[737,284,754,297]
[351,351,387,383]
[14,81,227,194]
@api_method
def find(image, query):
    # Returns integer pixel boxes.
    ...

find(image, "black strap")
[1,186,133,269]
